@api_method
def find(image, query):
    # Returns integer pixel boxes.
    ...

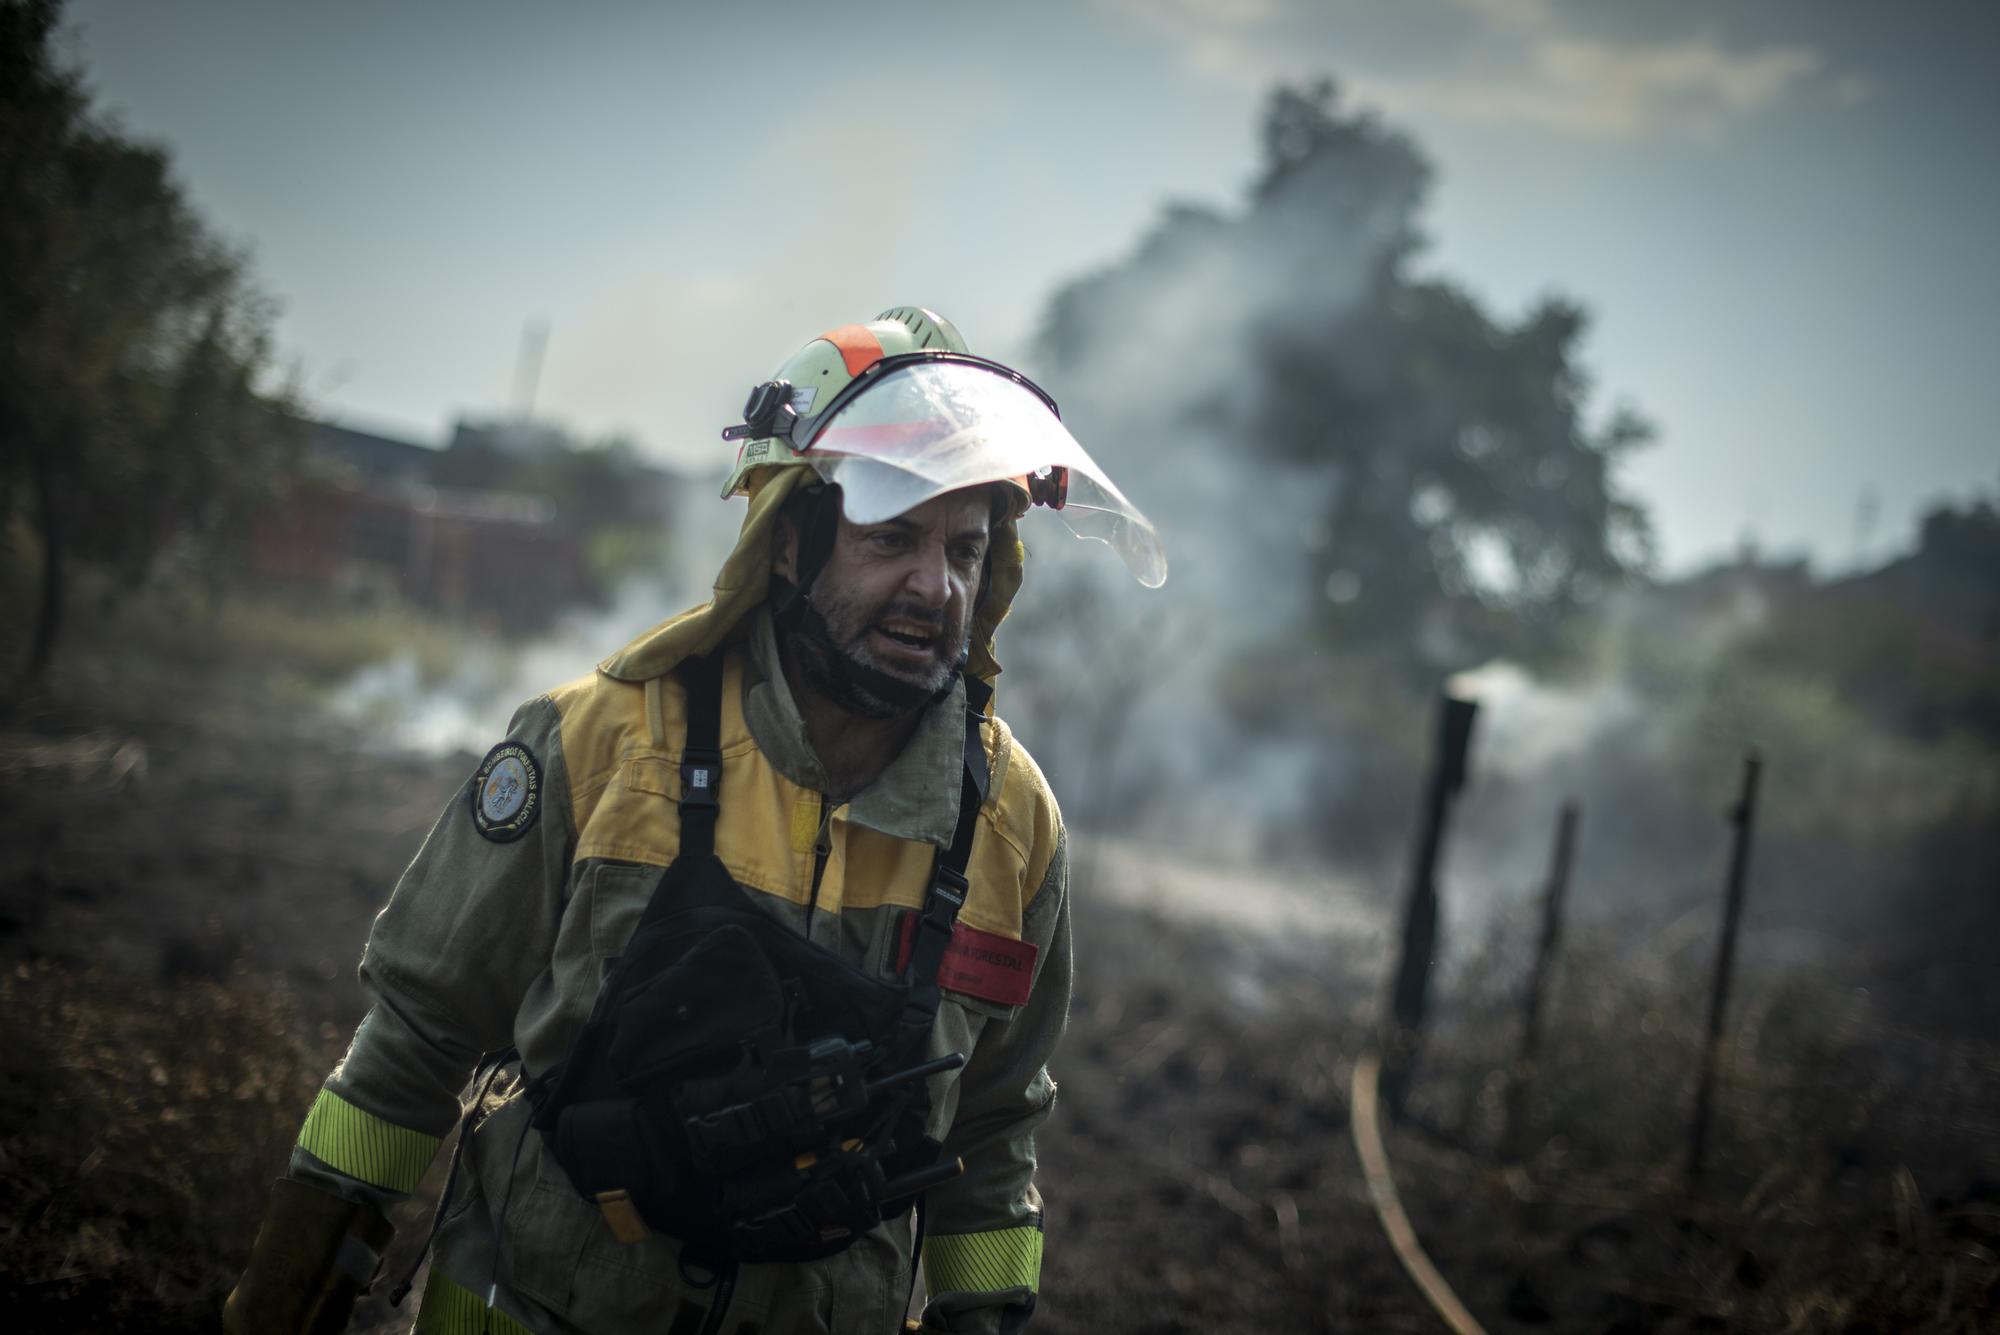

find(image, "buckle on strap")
[927,866,968,913]
[901,865,969,1005]
[681,749,722,808]
[913,868,967,956]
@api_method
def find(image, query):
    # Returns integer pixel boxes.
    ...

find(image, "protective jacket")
[286,473,1067,1335]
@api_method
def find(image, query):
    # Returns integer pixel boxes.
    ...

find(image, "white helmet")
[721,307,1165,587]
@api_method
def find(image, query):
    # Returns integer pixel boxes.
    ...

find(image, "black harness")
[526,651,992,1267]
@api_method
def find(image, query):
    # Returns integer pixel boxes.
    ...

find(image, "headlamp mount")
[720,379,800,444]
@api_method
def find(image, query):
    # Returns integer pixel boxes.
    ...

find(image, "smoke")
[977,89,1955,993]
[992,104,1423,865]
[1366,561,1821,954]
[1447,659,1645,776]
[326,472,741,757]
[317,81,1989,1016]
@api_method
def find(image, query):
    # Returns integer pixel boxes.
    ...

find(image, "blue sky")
[65,0,2000,573]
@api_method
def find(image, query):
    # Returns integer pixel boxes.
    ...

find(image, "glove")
[223,1177,393,1335]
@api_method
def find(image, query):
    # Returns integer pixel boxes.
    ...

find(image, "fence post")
[1505,801,1579,1158]
[1382,693,1479,1118]
[1688,751,1762,1186]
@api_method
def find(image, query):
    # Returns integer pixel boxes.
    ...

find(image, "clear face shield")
[743,354,1165,588]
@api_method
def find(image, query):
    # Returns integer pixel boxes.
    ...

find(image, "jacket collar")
[741,607,964,849]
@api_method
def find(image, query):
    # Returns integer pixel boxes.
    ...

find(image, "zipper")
[804,794,835,931]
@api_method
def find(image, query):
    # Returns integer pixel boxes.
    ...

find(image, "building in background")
[251,418,644,632]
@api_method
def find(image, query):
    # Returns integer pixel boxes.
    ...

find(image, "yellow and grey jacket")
[290,585,1067,1335]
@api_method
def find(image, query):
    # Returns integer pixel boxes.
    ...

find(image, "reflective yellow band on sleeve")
[924,1225,1045,1296]
[415,1266,535,1335]
[296,1088,441,1194]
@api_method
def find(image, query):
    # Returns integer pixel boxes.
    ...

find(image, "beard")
[774,580,970,720]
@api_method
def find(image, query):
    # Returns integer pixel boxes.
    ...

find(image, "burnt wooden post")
[1382,693,1479,1118]
[1505,801,1579,1157]
[1687,751,1762,1186]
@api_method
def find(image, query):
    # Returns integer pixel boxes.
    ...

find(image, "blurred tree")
[0,0,296,682]
[521,436,675,602]
[516,436,660,533]
[431,430,674,604]
[1036,80,1653,680]
[1738,495,2000,742]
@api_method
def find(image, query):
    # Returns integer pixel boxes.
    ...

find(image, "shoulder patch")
[895,913,1040,1008]
[470,740,542,842]
[938,924,1039,1007]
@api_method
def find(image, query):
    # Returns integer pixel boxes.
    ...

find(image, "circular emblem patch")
[470,740,541,842]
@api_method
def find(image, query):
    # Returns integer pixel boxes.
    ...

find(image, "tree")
[430,428,675,606]
[0,0,295,683]
[1034,80,1652,682]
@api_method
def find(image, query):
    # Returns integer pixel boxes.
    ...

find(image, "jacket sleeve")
[919,829,1070,1335]
[288,697,577,1206]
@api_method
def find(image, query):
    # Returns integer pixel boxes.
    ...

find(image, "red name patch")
[896,914,1040,1009]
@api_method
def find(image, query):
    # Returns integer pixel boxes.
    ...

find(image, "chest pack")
[525,652,993,1267]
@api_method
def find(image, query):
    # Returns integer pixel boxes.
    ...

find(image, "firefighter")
[223,307,1164,1335]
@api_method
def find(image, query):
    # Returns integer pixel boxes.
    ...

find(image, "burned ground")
[2,638,1995,1334]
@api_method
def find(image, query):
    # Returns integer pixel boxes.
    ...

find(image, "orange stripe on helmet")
[820,324,886,377]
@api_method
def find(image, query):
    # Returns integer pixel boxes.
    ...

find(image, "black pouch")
[525,653,988,1266]
[534,854,955,1263]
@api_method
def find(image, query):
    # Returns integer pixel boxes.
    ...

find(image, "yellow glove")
[223,1177,392,1335]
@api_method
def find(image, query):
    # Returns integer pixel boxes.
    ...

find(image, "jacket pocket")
[468,1100,587,1315]
[587,860,659,961]
[623,754,680,801]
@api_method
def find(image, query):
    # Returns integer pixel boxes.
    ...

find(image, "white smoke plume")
[327,471,741,757]
[994,105,1425,869]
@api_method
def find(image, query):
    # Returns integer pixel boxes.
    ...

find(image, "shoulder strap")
[945,681,990,874]
[672,654,984,1023]
[962,676,992,811]
[675,653,725,859]
[897,684,992,1028]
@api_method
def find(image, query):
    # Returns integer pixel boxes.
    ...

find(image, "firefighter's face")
[776,488,992,717]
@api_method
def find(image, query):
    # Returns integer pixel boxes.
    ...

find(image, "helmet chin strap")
[770,575,965,720]
[769,484,841,620]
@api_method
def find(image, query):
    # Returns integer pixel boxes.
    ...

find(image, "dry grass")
[3,554,1994,1332]
[0,958,332,1330]
[1398,921,2000,1332]
[3,829,1996,1333]
[2,560,478,725]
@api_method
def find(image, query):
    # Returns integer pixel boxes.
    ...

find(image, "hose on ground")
[1350,1052,1489,1335]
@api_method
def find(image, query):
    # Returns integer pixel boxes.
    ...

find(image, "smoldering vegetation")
[3,39,1997,1335]
[994,81,2000,1331]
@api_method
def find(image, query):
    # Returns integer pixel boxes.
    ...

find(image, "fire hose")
[1350,1052,1489,1335]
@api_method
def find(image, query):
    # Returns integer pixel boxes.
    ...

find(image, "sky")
[62,0,2000,575]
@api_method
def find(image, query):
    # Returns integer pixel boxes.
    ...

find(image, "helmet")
[596,308,1161,690]
[721,307,1165,588]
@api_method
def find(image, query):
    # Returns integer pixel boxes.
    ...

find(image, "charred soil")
[2,622,1995,1334]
